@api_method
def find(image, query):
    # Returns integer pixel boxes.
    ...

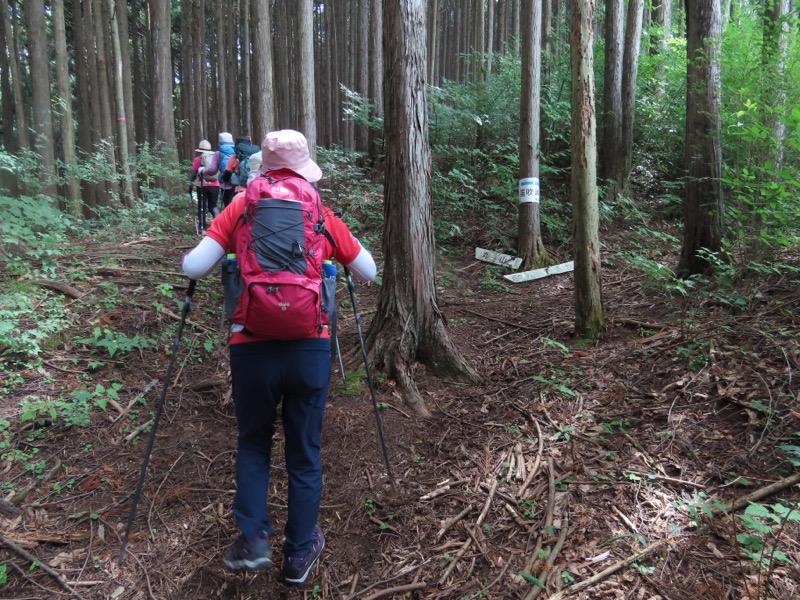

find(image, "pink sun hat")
[259,129,323,183]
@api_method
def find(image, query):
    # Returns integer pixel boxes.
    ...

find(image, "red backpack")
[229,169,334,340]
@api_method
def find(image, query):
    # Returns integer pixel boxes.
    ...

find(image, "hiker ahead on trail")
[181,130,377,586]
[221,135,261,194]
[200,132,237,211]
[189,139,221,230]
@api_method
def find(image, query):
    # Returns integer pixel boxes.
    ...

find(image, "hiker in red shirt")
[182,130,376,585]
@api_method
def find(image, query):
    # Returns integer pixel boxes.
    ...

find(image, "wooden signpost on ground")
[504,261,574,283]
[475,248,523,270]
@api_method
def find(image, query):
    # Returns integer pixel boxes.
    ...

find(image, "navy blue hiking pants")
[229,338,331,557]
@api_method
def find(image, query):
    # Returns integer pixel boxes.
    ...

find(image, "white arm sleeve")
[182,236,226,279]
[345,246,377,282]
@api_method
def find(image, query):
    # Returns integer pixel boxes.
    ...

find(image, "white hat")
[247,151,263,186]
[195,139,211,153]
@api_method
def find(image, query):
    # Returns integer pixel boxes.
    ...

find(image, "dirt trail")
[1,218,799,599]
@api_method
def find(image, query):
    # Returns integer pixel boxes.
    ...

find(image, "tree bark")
[152,0,178,188]
[93,0,120,199]
[25,0,57,196]
[109,0,134,205]
[240,0,252,136]
[428,0,438,85]
[53,0,82,215]
[367,0,479,416]
[517,0,548,269]
[617,0,644,195]
[369,0,384,161]
[601,0,623,184]
[4,2,30,152]
[570,0,605,337]
[252,0,275,135]
[355,0,371,151]
[116,0,137,157]
[298,0,316,156]
[678,0,724,276]
[0,4,15,151]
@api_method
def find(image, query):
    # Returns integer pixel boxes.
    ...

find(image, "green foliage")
[76,326,154,358]
[736,501,800,569]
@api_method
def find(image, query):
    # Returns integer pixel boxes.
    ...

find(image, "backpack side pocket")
[221,257,244,321]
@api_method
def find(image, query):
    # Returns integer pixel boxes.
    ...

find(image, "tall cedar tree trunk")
[132,0,148,146]
[241,0,251,136]
[319,4,333,146]
[116,0,137,158]
[763,0,789,169]
[252,0,275,135]
[679,0,724,276]
[601,0,623,184]
[368,0,384,162]
[298,0,316,156]
[355,0,370,151]
[179,0,190,156]
[25,0,57,197]
[650,0,672,96]
[428,0,438,85]
[571,0,605,337]
[152,0,178,188]
[0,17,9,150]
[94,0,120,200]
[517,0,547,269]
[617,0,643,195]
[226,2,239,132]
[474,0,485,81]
[109,0,134,205]
[274,2,290,128]
[366,0,479,416]
[53,0,81,215]
[5,2,29,152]
[73,0,98,213]
[214,1,227,130]
[0,4,16,152]
[486,0,494,74]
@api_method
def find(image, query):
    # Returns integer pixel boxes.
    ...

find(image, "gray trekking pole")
[343,266,397,493]
[334,333,346,385]
[119,279,197,561]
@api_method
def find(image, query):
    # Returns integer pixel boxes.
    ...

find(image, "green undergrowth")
[0,189,216,504]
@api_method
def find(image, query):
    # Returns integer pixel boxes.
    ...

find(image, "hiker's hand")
[222,170,232,183]
[198,167,205,177]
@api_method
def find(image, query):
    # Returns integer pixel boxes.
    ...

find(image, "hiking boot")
[282,525,325,585]
[223,532,272,571]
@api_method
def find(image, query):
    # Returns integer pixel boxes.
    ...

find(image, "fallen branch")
[33,279,82,298]
[0,534,89,600]
[435,504,473,543]
[518,419,544,496]
[438,479,497,585]
[524,457,556,574]
[368,515,401,535]
[524,508,571,600]
[721,471,800,514]
[546,538,670,600]
[12,458,62,505]
[360,582,428,600]
[122,419,153,444]
[113,379,158,423]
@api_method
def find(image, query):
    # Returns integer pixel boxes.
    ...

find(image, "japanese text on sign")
[518,177,540,204]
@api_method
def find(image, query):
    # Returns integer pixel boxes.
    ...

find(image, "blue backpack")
[217,143,235,183]
[231,141,260,187]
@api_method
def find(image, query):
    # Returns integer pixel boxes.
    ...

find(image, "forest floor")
[1,183,799,600]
